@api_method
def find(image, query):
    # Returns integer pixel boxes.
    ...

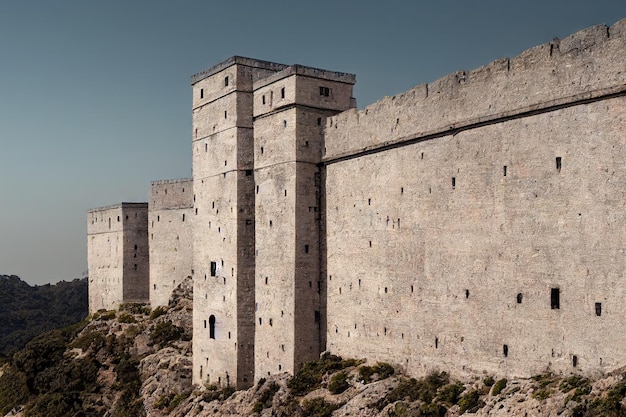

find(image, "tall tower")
[149,179,193,308]
[253,65,356,378]
[87,203,149,313]
[191,57,287,388]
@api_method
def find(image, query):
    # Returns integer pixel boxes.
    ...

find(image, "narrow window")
[265,277,268,285]
[595,302,602,316]
[503,344,509,357]
[304,244,309,254]
[319,86,330,97]
[246,169,252,176]
[281,87,285,98]
[117,216,120,222]
[551,288,560,309]
[503,165,507,176]
[153,284,157,290]
[200,88,204,99]
[517,293,523,304]
[435,337,439,349]
[224,111,227,119]
[269,319,273,326]
[204,320,207,328]
[452,177,456,188]
[262,95,266,105]
[572,355,578,367]
[134,244,138,250]
[210,261,217,277]
[283,120,287,128]
[465,289,470,299]
[556,157,562,172]
[314,311,320,323]
[224,76,229,86]
[317,117,322,125]
[209,315,215,339]
[182,214,185,222]
[133,264,137,270]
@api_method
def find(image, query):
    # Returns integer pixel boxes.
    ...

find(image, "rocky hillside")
[0,275,87,355]
[2,277,626,416]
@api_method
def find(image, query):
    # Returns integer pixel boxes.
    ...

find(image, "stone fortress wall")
[87,19,626,389]
[149,179,193,307]
[323,20,626,378]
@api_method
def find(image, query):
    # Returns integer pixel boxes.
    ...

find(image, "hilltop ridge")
[0,275,87,355]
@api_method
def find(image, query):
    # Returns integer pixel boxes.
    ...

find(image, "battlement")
[253,64,356,91]
[150,178,193,210]
[323,19,626,160]
[191,56,288,85]
[87,202,148,214]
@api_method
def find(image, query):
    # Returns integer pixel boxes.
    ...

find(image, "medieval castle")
[88,19,626,389]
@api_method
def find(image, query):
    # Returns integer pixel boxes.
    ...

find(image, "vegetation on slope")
[0,275,88,355]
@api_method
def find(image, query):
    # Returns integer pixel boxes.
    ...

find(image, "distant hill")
[0,275,88,355]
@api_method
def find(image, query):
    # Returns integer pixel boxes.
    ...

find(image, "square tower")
[87,203,149,313]
[253,65,356,379]
[149,179,193,307]
[191,57,287,388]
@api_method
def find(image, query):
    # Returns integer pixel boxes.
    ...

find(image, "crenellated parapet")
[324,19,626,161]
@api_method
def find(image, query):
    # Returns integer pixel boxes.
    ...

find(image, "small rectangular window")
[452,177,456,188]
[319,86,330,97]
[262,95,266,105]
[595,302,602,316]
[556,157,562,172]
[281,87,285,98]
[314,310,320,323]
[200,88,204,99]
[210,261,217,277]
[224,76,229,86]
[551,288,560,309]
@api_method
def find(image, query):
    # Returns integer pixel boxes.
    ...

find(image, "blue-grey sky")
[0,1,623,285]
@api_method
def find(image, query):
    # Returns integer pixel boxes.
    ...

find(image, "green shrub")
[491,378,507,396]
[287,353,348,396]
[458,389,481,413]
[375,372,450,411]
[98,311,116,321]
[437,381,465,406]
[202,386,236,403]
[70,329,106,351]
[117,313,136,324]
[561,375,592,403]
[581,380,626,417]
[483,376,495,386]
[0,367,30,414]
[532,388,553,401]
[149,320,184,346]
[252,381,280,412]
[358,362,395,383]
[168,391,190,412]
[301,397,341,417]
[154,393,174,409]
[120,303,150,315]
[328,371,350,394]
[150,306,168,320]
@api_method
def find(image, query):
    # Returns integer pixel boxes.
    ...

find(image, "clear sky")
[0,0,624,286]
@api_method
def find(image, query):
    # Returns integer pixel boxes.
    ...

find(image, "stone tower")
[87,203,149,313]
[149,179,193,308]
[253,65,356,378]
[190,57,287,388]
